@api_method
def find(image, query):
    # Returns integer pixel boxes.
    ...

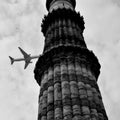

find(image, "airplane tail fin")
[9,56,14,65]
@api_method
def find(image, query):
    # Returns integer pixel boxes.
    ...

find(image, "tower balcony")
[46,0,76,12]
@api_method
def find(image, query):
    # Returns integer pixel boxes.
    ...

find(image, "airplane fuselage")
[14,55,39,62]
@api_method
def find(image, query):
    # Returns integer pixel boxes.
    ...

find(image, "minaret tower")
[34,0,108,120]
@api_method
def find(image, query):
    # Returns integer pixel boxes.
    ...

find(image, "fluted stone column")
[34,0,108,120]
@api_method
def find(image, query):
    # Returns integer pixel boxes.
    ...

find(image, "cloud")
[0,0,45,40]
[111,0,120,6]
[18,12,44,53]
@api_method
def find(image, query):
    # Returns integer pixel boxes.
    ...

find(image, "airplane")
[9,47,40,69]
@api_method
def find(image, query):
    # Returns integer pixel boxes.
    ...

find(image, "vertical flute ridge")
[54,62,63,120]
[61,58,72,120]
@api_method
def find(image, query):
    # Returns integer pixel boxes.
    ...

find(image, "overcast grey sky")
[0,0,120,120]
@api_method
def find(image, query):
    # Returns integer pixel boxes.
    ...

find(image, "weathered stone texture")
[34,0,108,120]
[36,56,108,120]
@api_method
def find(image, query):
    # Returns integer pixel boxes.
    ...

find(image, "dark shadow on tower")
[34,0,108,120]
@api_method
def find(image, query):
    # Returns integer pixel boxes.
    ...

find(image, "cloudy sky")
[0,0,120,120]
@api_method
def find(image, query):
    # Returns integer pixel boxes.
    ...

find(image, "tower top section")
[46,0,76,12]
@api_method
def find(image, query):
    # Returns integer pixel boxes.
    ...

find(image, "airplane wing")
[18,47,29,58]
[24,62,30,69]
